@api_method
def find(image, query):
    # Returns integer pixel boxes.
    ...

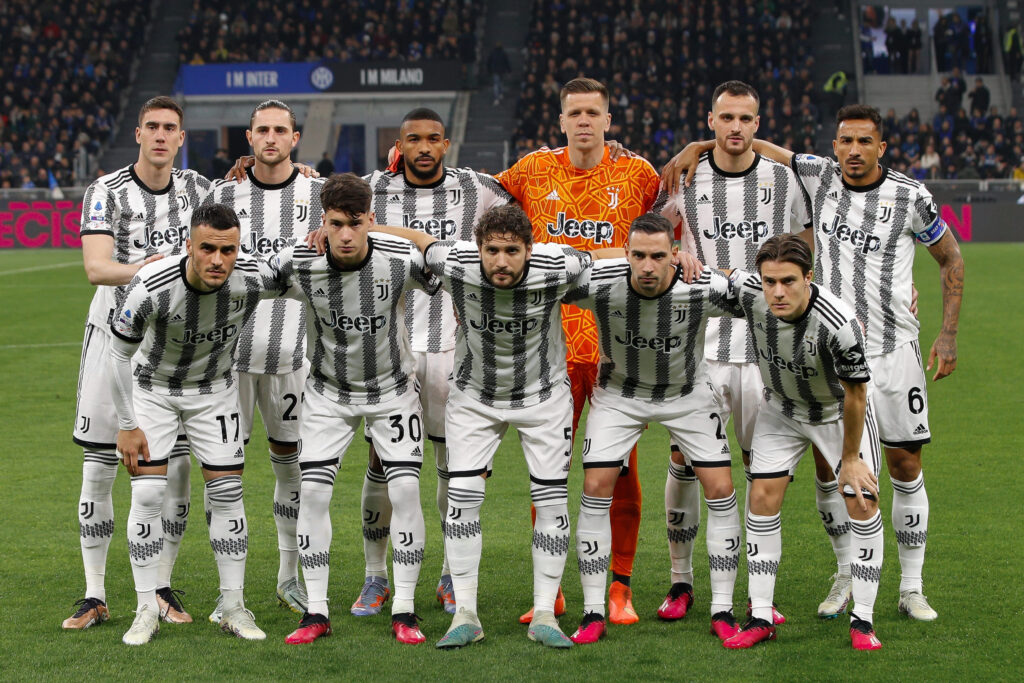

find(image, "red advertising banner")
[0,199,83,248]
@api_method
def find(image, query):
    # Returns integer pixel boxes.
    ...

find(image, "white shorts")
[73,324,119,448]
[584,383,731,469]
[868,341,931,449]
[706,359,763,453]
[413,349,454,442]
[749,398,882,496]
[298,385,425,476]
[445,380,573,483]
[133,386,244,471]
[237,368,306,447]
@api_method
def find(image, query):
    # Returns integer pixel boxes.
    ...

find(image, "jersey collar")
[247,165,300,190]
[841,164,888,193]
[326,236,374,272]
[707,152,761,178]
[130,164,173,195]
[626,264,681,300]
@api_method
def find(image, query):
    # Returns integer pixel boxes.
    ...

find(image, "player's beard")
[406,155,442,181]
[256,148,291,168]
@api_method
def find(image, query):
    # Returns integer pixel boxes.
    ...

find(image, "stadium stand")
[175,0,478,66]
[0,1,153,188]
[511,1,823,167]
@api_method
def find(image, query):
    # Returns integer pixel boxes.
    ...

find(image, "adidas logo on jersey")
[913,424,928,435]
[171,313,185,323]
[237,209,249,218]
[545,189,561,201]
[466,292,480,302]
[388,194,401,203]
[697,193,711,204]
[609,310,626,318]
[827,191,838,200]
[312,287,328,297]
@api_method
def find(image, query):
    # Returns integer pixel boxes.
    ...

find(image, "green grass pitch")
[0,244,1019,680]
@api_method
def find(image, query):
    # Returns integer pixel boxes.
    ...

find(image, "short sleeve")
[830,321,871,383]
[424,240,456,277]
[110,277,150,343]
[910,187,947,246]
[790,153,833,204]
[786,169,813,231]
[476,172,515,211]
[703,268,745,318]
[494,160,527,203]
[561,258,601,307]
[560,245,593,284]
[80,182,116,237]
[407,247,442,294]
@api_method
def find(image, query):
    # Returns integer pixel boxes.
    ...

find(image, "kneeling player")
[721,235,884,651]
[562,214,744,643]
[276,174,437,645]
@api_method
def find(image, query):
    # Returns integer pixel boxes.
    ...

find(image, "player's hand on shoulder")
[661,141,712,194]
[227,155,255,183]
[305,226,328,255]
[142,253,165,266]
[293,162,320,178]
[838,458,879,512]
[117,428,150,476]
[672,251,704,283]
[605,140,636,160]
[927,331,957,381]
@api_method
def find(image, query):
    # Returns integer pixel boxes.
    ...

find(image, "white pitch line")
[0,341,80,350]
[0,261,81,277]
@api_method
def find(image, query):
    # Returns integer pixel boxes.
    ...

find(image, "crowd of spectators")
[176,0,478,67]
[512,0,825,169]
[862,9,996,75]
[0,1,151,189]
[883,75,1024,181]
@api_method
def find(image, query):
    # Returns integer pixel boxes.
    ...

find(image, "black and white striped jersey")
[271,235,439,406]
[364,167,513,353]
[110,255,284,396]
[728,269,871,424]
[564,261,742,400]
[202,168,325,375]
[661,152,811,364]
[425,240,591,409]
[80,165,211,331]
[791,155,948,356]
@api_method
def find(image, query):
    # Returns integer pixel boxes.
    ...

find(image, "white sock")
[128,474,166,612]
[270,450,301,585]
[360,466,391,578]
[815,477,852,575]
[297,468,337,618]
[157,446,191,590]
[434,441,450,576]
[388,474,425,615]
[79,454,117,602]
[850,511,883,625]
[746,511,782,623]
[532,499,570,615]
[892,473,928,593]
[444,477,485,615]
[743,463,752,517]
[576,493,612,616]
[706,492,740,615]
[205,476,247,607]
[666,460,700,585]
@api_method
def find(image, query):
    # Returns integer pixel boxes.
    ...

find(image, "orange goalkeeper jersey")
[496,146,663,364]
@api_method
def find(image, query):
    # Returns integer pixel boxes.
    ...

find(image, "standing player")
[202,99,323,619]
[495,77,667,624]
[563,214,745,644]
[656,81,810,624]
[371,205,600,649]
[110,203,286,644]
[351,107,513,618]
[720,235,884,651]
[277,174,437,646]
[66,96,210,629]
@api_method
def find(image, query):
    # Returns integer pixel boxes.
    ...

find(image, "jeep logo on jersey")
[703,216,770,243]
[402,214,457,239]
[172,324,238,345]
[132,225,187,250]
[821,216,881,254]
[758,345,818,378]
[615,329,682,352]
[241,232,294,256]
[469,312,539,335]
[545,212,613,244]
[319,311,387,334]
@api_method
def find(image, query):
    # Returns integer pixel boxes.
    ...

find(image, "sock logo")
[229,518,245,535]
[136,523,151,539]
[581,540,599,555]
[80,502,95,519]
[904,513,921,528]
[819,511,835,525]
[363,510,381,524]
[726,536,741,552]
[298,534,310,550]
[176,503,189,518]
[746,542,759,557]
[668,511,686,526]
[290,491,300,503]
[556,514,569,531]
[399,531,414,547]
[447,507,462,520]
[858,548,875,561]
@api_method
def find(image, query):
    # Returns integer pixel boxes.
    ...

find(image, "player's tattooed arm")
[925,230,964,381]
[836,379,878,511]
[82,234,164,285]
[226,155,320,183]
[660,140,715,195]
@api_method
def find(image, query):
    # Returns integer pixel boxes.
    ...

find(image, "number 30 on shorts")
[388,413,422,443]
